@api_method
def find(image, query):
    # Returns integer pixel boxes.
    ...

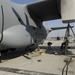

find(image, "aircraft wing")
[51,26,74,31]
[27,0,75,23]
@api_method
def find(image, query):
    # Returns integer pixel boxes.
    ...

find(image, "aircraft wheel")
[1,50,8,53]
[10,48,16,51]
[25,46,30,52]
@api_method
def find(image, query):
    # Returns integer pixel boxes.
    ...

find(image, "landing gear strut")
[61,23,75,55]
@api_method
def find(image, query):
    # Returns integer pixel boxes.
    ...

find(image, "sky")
[11,0,75,37]
[11,0,37,4]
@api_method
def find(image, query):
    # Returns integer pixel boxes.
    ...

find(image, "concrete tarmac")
[0,40,75,75]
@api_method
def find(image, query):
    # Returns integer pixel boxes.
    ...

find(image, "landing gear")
[1,49,8,53]
[0,48,16,54]
[61,23,75,55]
[25,44,37,54]
[10,48,16,51]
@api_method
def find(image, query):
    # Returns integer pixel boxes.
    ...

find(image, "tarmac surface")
[0,40,75,75]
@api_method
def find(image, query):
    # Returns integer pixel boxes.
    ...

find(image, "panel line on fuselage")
[0,5,4,43]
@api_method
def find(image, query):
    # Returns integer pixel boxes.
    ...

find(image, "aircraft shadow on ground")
[0,48,26,60]
[0,45,75,60]
[39,45,74,56]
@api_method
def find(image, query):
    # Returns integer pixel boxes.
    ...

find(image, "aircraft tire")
[1,50,8,53]
[10,48,16,51]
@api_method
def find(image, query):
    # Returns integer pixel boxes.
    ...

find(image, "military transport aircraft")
[0,0,75,53]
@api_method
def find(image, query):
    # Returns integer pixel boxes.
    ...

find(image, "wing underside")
[27,0,75,23]
[27,0,60,21]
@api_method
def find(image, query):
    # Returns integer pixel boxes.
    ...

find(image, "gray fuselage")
[0,0,48,50]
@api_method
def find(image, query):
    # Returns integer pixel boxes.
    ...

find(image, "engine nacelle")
[61,0,75,23]
[0,25,34,48]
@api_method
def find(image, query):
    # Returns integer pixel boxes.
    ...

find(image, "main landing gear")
[61,23,75,55]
